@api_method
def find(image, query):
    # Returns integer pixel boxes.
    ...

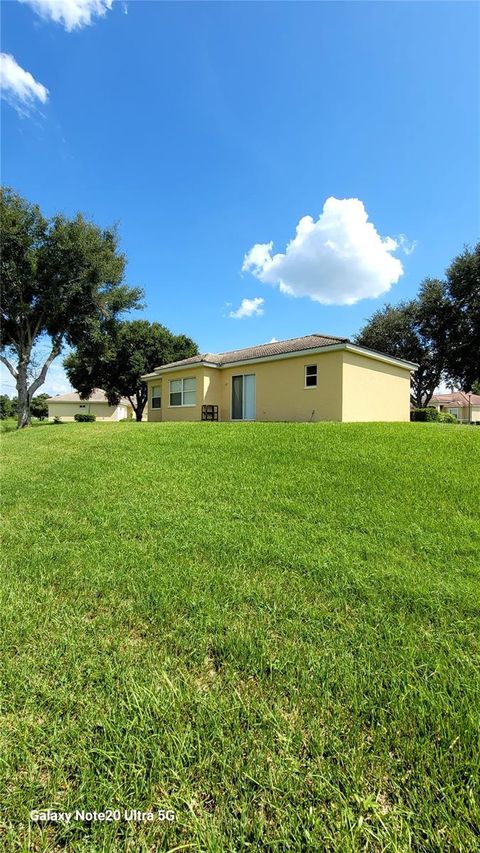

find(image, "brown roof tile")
[154,333,349,371]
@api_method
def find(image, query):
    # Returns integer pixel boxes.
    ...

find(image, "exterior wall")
[145,349,414,423]
[437,403,480,423]
[147,367,216,422]
[48,402,130,421]
[148,379,163,422]
[217,351,344,422]
[341,351,412,422]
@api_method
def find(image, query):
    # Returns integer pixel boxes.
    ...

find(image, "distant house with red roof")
[429,391,480,423]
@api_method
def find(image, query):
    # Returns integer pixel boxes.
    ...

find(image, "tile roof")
[430,391,480,406]
[154,333,350,371]
[47,388,131,406]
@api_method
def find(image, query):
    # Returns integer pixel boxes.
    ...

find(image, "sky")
[1,0,479,396]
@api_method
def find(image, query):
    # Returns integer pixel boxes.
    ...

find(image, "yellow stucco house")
[429,391,480,424]
[141,333,417,423]
[47,389,133,422]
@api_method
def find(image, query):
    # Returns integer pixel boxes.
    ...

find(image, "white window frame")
[151,385,161,409]
[305,364,318,389]
[169,377,197,407]
[448,407,460,419]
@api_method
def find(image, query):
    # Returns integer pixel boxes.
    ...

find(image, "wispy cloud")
[0,52,48,116]
[18,0,113,31]
[229,297,265,320]
[242,197,407,306]
[397,234,418,256]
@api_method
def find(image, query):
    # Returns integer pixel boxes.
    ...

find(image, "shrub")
[438,412,458,424]
[53,416,62,425]
[74,413,96,423]
[411,408,458,424]
[410,407,439,422]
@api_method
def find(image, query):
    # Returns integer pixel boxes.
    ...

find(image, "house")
[141,333,417,423]
[47,389,133,422]
[429,391,480,423]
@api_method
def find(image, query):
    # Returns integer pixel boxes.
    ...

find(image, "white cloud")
[18,0,113,31]
[397,234,418,256]
[229,297,265,319]
[242,197,406,306]
[0,53,48,115]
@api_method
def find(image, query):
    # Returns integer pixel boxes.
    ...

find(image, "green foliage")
[471,380,480,395]
[30,393,49,420]
[1,422,479,850]
[442,243,480,391]
[0,187,143,427]
[410,407,441,422]
[64,320,198,421]
[410,407,457,423]
[53,416,62,424]
[437,411,458,423]
[74,413,96,422]
[0,395,14,419]
[355,279,450,407]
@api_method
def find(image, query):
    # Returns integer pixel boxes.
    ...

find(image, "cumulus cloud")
[0,53,48,115]
[242,197,406,306]
[229,297,265,319]
[18,0,113,31]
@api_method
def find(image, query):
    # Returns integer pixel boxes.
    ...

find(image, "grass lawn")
[1,421,479,852]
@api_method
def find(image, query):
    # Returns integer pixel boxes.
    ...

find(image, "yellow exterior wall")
[217,351,343,421]
[146,352,343,422]
[341,351,411,422]
[145,348,413,423]
[48,402,131,421]
[437,404,480,423]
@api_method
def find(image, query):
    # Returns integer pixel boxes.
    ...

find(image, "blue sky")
[1,0,479,394]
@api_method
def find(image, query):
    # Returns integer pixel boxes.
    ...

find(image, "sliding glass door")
[232,374,256,420]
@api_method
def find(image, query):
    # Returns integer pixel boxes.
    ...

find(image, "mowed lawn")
[1,422,479,852]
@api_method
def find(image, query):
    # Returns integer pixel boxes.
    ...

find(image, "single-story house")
[429,391,480,423]
[141,333,417,423]
[47,389,133,422]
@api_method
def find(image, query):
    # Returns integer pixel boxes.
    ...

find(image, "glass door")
[231,374,256,420]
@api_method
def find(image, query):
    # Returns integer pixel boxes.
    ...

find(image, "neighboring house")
[429,391,480,423]
[47,389,133,422]
[141,333,417,423]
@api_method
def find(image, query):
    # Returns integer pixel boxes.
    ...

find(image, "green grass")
[1,422,479,852]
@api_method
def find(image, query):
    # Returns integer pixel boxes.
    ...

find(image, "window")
[169,377,196,407]
[448,407,459,419]
[305,365,317,388]
[152,386,161,409]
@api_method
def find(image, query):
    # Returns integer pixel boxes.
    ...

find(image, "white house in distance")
[47,389,133,422]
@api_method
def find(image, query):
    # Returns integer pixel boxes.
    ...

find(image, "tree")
[0,187,143,428]
[0,395,14,419]
[30,393,49,420]
[64,320,198,421]
[442,244,480,390]
[355,279,450,407]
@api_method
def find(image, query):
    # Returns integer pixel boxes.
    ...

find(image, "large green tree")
[64,320,198,421]
[442,244,480,390]
[30,393,49,420]
[355,279,450,407]
[0,187,143,428]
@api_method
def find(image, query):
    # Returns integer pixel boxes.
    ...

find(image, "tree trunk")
[16,362,31,429]
[135,409,143,422]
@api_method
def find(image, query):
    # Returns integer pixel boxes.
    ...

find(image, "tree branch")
[27,336,63,397]
[0,354,18,380]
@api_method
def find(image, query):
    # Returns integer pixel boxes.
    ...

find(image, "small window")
[152,386,161,409]
[448,407,459,418]
[305,365,317,388]
[79,404,86,408]
[169,377,196,407]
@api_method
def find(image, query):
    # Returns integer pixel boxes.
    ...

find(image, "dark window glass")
[305,365,317,387]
